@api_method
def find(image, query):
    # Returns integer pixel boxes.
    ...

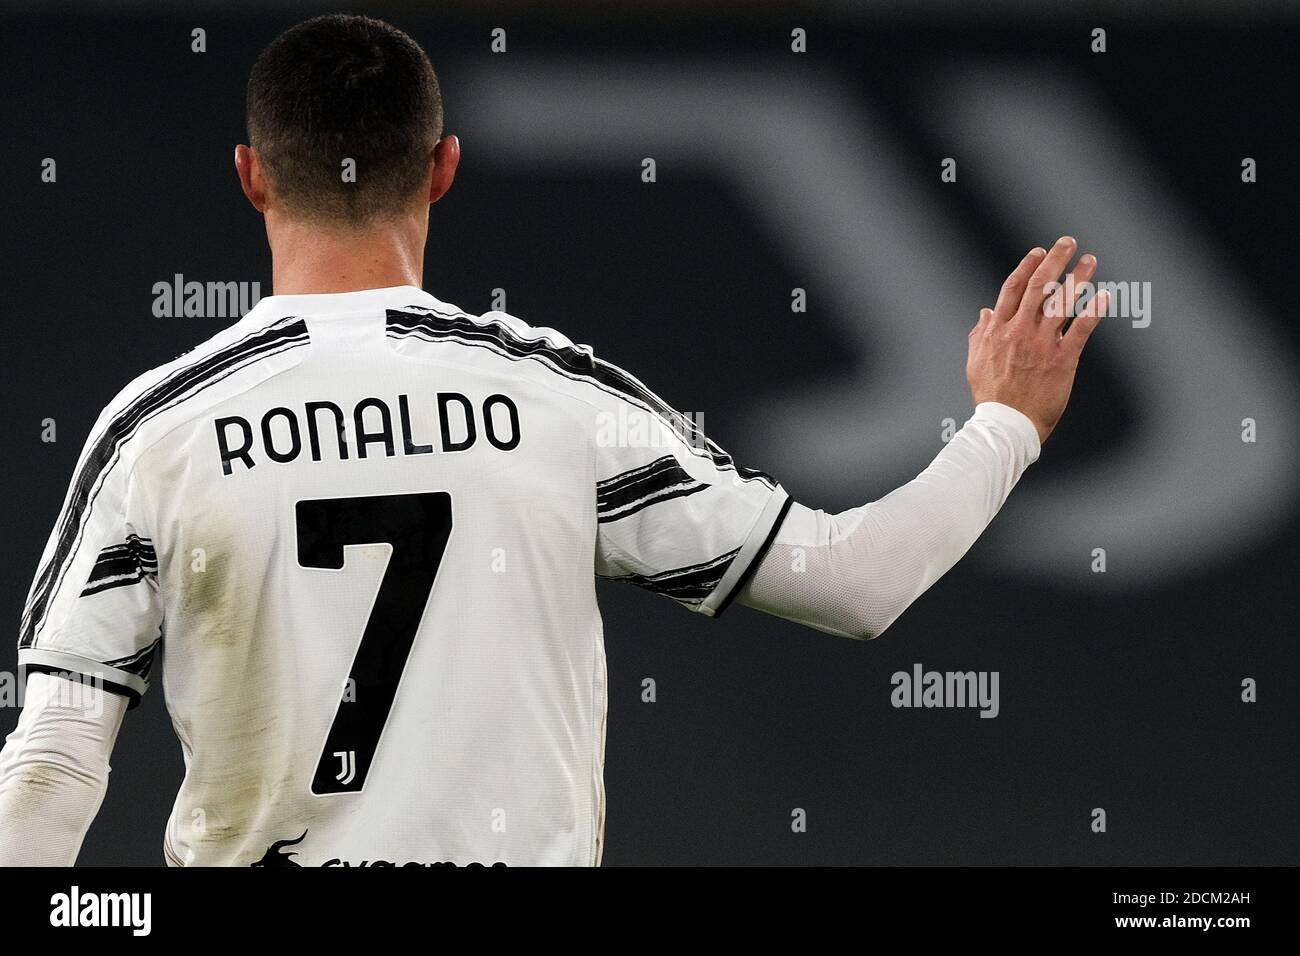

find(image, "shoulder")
[91,314,310,461]
[387,300,656,413]
[387,298,595,361]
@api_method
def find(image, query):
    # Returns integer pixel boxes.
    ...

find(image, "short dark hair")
[246,14,443,224]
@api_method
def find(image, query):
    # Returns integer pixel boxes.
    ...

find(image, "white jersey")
[18,285,789,867]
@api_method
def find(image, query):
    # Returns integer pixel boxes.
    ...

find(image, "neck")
[266,211,428,295]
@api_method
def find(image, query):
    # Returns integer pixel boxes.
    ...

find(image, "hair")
[246,14,444,225]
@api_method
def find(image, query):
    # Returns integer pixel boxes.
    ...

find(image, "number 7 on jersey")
[295,492,453,795]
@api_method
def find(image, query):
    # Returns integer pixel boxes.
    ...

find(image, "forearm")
[0,672,126,866]
[738,402,1040,639]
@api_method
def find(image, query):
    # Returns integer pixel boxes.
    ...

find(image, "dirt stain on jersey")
[180,536,239,648]
[170,521,297,857]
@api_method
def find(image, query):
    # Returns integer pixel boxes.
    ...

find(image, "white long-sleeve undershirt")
[0,672,126,866]
[738,402,1041,639]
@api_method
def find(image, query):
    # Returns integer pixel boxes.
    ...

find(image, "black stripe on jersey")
[386,306,777,490]
[713,494,795,618]
[600,548,740,607]
[80,534,158,596]
[596,455,709,524]
[105,637,161,681]
[20,318,310,649]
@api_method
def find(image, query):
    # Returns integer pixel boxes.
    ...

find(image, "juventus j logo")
[334,750,356,786]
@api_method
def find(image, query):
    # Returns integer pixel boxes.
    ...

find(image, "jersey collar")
[239,284,445,325]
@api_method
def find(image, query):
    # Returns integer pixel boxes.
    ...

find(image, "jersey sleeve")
[591,369,791,617]
[18,406,163,707]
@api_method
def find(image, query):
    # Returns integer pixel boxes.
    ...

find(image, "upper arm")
[19,405,164,708]
[589,359,790,617]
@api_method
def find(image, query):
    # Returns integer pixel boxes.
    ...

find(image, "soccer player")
[0,15,1107,866]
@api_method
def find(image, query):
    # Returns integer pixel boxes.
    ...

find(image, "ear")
[427,134,460,204]
[234,144,269,213]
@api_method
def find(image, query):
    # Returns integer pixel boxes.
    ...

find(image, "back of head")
[246,14,443,226]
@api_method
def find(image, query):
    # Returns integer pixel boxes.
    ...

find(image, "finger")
[1064,288,1109,353]
[970,307,993,336]
[1044,253,1097,334]
[1017,235,1077,322]
[992,247,1046,322]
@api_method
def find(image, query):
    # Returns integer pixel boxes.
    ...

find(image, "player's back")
[18,285,787,866]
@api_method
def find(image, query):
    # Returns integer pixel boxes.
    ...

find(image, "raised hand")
[966,236,1109,444]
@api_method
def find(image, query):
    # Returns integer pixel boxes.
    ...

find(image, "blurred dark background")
[1,0,1296,865]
